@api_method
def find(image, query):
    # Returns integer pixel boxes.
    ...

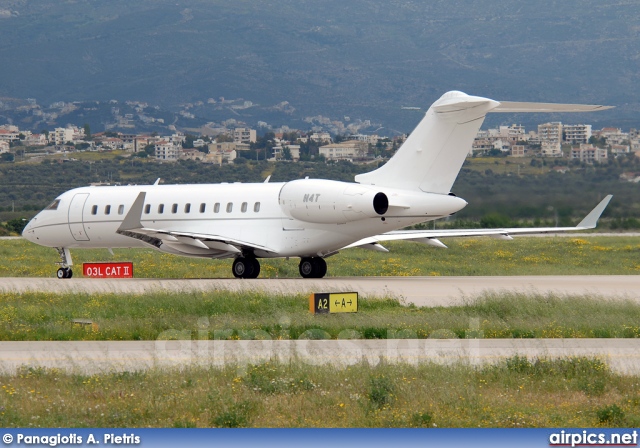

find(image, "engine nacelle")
[279,179,388,224]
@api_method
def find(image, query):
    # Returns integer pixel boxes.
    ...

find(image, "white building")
[272,145,300,161]
[233,128,257,144]
[538,122,563,144]
[310,132,332,144]
[155,140,179,161]
[50,127,82,145]
[563,124,592,144]
[0,129,20,142]
[541,141,562,157]
[24,134,48,146]
[205,149,237,164]
[350,134,380,145]
[610,144,630,155]
[571,144,608,163]
[319,140,367,160]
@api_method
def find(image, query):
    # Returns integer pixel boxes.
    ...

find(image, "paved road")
[1,339,639,375]
[1,276,639,307]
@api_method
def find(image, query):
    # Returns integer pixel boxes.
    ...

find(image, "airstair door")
[68,193,90,241]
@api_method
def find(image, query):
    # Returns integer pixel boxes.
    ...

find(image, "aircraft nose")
[22,218,37,243]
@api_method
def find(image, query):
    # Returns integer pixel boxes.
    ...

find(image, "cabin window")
[226,202,233,213]
[199,203,206,213]
[254,202,261,213]
[104,205,111,215]
[91,205,98,215]
[241,202,248,213]
[158,204,164,214]
[172,204,178,214]
[214,203,220,213]
[45,200,60,211]
[118,205,125,215]
[144,204,151,214]
[184,203,191,213]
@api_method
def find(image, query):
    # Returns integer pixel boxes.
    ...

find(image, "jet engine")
[279,179,388,224]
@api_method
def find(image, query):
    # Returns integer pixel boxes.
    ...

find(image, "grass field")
[2,236,640,279]
[0,357,637,428]
[1,291,640,341]
[1,237,638,428]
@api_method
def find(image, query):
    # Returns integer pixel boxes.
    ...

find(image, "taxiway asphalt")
[0,275,639,307]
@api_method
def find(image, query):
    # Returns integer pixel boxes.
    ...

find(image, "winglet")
[577,195,612,228]
[118,192,146,231]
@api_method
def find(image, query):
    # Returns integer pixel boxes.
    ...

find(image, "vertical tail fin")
[356,92,612,193]
[355,91,499,193]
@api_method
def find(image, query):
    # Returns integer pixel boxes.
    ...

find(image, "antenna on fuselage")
[264,175,271,183]
[153,178,161,185]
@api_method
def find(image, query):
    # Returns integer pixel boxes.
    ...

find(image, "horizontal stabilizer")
[493,102,613,113]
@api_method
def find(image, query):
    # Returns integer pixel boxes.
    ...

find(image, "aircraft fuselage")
[23,180,467,259]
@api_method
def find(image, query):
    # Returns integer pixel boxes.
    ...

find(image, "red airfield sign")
[83,262,134,278]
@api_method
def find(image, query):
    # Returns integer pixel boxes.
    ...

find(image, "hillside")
[0,0,638,132]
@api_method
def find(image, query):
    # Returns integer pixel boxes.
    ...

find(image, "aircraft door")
[68,193,90,241]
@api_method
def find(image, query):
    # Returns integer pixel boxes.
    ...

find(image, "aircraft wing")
[344,195,612,251]
[116,192,276,257]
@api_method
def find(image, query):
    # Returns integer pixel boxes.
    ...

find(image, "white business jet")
[22,91,613,279]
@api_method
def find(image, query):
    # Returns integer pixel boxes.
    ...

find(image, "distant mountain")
[0,0,638,133]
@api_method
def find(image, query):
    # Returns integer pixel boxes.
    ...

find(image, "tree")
[282,146,292,160]
[5,218,27,234]
[182,134,196,149]
[216,134,234,143]
[83,123,92,140]
[143,144,156,156]
[1,153,14,162]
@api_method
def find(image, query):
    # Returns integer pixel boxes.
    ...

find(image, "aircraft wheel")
[233,257,248,278]
[246,258,260,279]
[57,267,72,279]
[314,258,327,278]
[299,258,316,278]
[232,257,256,279]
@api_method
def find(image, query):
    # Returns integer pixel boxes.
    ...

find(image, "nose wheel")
[57,267,73,279]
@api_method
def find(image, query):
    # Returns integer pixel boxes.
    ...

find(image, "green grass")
[3,236,640,278]
[1,357,639,427]
[2,291,640,341]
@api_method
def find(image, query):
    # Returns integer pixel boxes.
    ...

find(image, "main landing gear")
[232,256,261,279]
[55,247,73,279]
[299,257,327,279]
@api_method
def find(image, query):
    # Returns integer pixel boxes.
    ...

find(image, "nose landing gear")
[55,247,73,279]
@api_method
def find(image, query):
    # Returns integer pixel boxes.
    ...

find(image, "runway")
[1,275,639,307]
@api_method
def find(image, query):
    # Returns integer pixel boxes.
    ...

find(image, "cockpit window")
[45,200,60,211]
